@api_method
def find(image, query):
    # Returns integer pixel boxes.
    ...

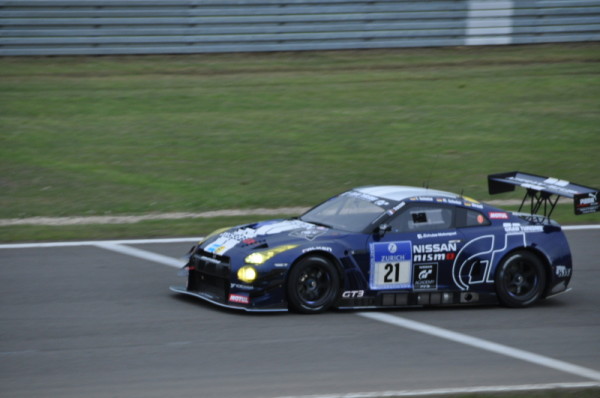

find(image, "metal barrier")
[1,0,599,56]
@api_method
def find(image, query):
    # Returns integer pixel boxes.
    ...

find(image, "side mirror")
[375,223,392,237]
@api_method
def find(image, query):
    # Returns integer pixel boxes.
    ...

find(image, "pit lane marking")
[358,312,600,382]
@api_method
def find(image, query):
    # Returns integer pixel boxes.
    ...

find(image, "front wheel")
[287,256,340,314]
[495,251,546,308]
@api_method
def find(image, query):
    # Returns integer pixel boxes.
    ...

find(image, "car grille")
[187,250,231,302]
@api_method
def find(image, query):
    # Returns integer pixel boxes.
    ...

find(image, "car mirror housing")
[375,223,392,237]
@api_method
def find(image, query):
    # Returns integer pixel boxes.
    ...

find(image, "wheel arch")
[286,250,345,288]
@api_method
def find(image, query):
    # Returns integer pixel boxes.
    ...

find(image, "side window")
[389,204,454,233]
[456,207,490,228]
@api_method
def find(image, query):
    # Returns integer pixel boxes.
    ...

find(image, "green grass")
[1,43,599,241]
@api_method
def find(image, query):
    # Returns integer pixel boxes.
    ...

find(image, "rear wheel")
[495,251,546,308]
[287,256,340,314]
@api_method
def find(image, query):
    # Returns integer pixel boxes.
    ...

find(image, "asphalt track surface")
[1,228,600,398]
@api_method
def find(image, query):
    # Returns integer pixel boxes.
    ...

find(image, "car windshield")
[300,192,389,232]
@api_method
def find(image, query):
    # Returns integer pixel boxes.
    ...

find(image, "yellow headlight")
[237,266,257,283]
[244,244,298,265]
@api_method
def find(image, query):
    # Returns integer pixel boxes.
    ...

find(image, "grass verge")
[1,43,599,241]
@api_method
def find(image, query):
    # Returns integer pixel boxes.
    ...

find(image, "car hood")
[201,219,336,257]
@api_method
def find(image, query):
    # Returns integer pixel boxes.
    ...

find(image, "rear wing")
[488,171,599,218]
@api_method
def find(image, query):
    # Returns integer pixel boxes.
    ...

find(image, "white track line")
[358,312,600,382]
[275,382,600,398]
[93,242,186,268]
[563,225,600,230]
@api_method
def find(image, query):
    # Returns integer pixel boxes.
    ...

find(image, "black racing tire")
[287,256,340,314]
[495,251,546,308]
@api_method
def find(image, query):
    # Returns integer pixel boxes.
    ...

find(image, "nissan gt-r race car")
[170,171,599,313]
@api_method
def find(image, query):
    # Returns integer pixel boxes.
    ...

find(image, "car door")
[367,202,463,293]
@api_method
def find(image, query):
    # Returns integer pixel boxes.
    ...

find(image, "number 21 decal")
[370,241,412,290]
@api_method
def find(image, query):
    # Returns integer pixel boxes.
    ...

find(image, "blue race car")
[170,172,599,313]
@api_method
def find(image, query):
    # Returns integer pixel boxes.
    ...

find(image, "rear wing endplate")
[488,171,599,218]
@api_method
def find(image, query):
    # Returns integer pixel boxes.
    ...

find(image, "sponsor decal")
[503,223,544,233]
[274,263,289,268]
[477,214,486,224]
[342,290,365,298]
[205,219,322,254]
[462,196,480,204]
[575,192,599,214]
[386,202,406,216]
[228,294,250,304]
[231,283,254,291]
[555,265,571,278]
[417,231,457,239]
[488,212,509,220]
[464,201,484,209]
[413,263,438,291]
[412,242,457,262]
[578,192,598,205]
[374,199,389,207]
[369,241,412,290]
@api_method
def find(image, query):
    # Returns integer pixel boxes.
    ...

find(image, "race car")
[170,171,599,313]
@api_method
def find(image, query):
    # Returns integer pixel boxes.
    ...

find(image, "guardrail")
[1,0,599,56]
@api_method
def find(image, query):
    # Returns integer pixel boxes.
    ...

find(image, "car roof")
[355,185,461,202]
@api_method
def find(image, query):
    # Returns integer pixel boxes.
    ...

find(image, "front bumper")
[171,250,288,312]
[169,286,287,312]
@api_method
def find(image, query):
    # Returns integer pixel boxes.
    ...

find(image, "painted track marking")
[358,312,600,382]
[94,242,185,268]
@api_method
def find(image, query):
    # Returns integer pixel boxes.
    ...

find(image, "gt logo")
[452,233,526,290]
[342,290,365,298]
[418,269,433,280]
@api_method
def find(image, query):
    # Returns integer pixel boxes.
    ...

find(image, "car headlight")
[237,266,257,283]
[244,244,298,265]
